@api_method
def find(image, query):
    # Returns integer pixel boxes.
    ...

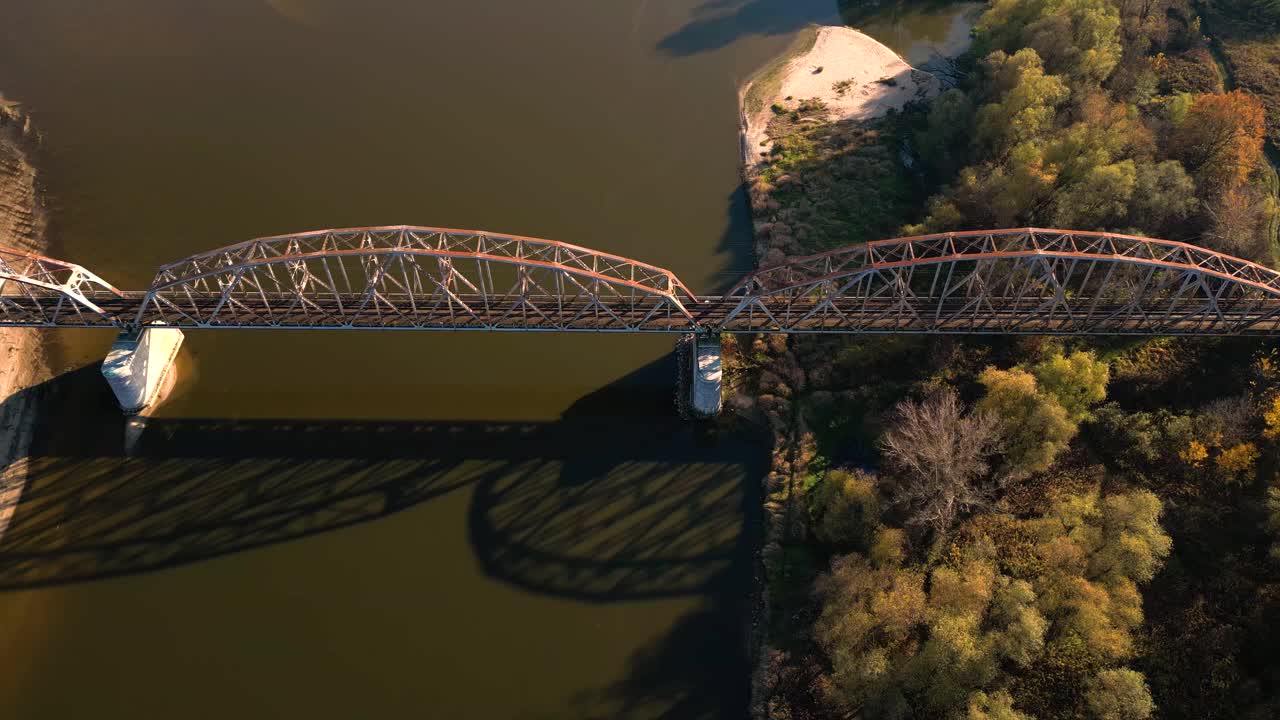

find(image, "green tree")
[1092,490,1173,584]
[1049,158,1136,228]
[1032,351,1110,423]
[977,367,1076,478]
[1026,0,1123,83]
[918,88,977,180]
[976,0,1053,55]
[1088,403,1200,484]
[1085,668,1155,720]
[933,145,1060,229]
[1127,160,1197,235]
[977,49,1071,153]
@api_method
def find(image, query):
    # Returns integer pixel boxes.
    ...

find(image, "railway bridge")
[4,226,1279,416]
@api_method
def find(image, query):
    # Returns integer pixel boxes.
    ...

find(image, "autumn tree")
[809,468,881,551]
[1030,490,1171,665]
[1267,475,1280,559]
[813,544,928,716]
[1264,394,1280,439]
[879,388,1003,537]
[966,690,1032,720]
[1172,90,1267,195]
[1085,668,1156,720]
[814,490,1168,719]
[1032,350,1111,423]
[975,352,1110,478]
[815,537,1047,718]
[978,367,1076,478]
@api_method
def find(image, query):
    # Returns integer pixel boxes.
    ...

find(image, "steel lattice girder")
[0,247,123,326]
[137,226,701,331]
[718,228,1280,334]
[6,226,1280,334]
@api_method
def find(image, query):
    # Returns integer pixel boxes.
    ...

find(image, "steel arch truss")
[720,229,1280,335]
[137,226,700,331]
[0,247,123,327]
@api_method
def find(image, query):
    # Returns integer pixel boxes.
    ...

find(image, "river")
[0,2,975,717]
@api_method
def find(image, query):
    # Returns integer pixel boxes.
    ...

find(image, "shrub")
[809,469,882,550]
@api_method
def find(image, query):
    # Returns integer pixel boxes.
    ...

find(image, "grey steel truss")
[719,228,1280,334]
[0,247,123,326]
[136,226,700,331]
[4,226,1280,335]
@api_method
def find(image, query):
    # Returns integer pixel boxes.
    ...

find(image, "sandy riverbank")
[739,25,940,167]
[0,99,51,538]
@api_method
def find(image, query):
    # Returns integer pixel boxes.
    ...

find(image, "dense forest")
[737,0,1280,718]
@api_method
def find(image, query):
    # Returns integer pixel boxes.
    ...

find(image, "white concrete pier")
[690,333,723,418]
[101,326,184,415]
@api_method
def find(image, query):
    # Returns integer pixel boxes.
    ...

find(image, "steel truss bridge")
[5,226,1280,336]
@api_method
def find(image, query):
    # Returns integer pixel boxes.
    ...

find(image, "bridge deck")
[8,228,1280,336]
[5,292,1280,334]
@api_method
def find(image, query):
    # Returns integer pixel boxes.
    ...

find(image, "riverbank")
[0,98,50,539]
[733,26,941,719]
[739,26,939,171]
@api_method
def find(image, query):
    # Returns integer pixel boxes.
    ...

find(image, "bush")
[1085,669,1156,720]
[809,469,882,550]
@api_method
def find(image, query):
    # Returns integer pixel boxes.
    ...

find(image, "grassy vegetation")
[748,101,925,265]
[743,26,820,117]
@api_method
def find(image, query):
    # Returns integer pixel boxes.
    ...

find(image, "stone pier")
[101,326,184,415]
[689,332,723,419]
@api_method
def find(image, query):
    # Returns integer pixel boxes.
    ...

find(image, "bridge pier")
[101,326,184,415]
[685,332,723,419]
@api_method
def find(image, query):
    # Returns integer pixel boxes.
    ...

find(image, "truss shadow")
[0,359,765,601]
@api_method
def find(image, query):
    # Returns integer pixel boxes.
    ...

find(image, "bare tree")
[879,388,1003,538]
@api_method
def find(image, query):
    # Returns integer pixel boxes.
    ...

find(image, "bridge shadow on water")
[0,355,766,718]
[0,358,766,597]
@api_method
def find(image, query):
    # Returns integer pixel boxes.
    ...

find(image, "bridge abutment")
[101,326,183,415]
[685,332,723,419]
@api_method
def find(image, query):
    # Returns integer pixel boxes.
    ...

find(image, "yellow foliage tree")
[977,367,1076,478]
[1178,440,1208,468]
[1262,395,1280,440]
[1215,442,1259,482]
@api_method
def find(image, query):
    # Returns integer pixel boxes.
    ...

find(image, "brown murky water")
[0,1,973,717]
